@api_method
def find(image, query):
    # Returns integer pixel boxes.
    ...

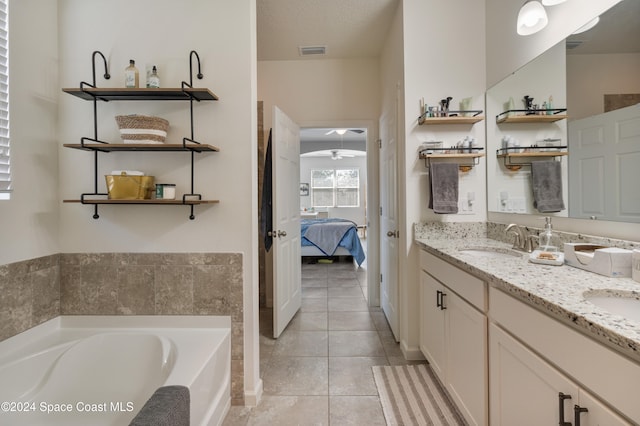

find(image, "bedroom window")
[310,168,359,208]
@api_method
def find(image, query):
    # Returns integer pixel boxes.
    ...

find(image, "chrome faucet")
[505,224,537,253]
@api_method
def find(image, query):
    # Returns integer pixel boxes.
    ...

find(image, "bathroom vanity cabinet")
[418,244,640,425]
[489,287,636,425]
[419,250,488,426]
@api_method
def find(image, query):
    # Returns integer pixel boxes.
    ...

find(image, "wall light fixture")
[517,0,549,36]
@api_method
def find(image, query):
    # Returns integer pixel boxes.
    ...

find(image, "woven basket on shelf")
[115,114,169,144]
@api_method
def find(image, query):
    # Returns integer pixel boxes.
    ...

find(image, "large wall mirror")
[486,0,640,223]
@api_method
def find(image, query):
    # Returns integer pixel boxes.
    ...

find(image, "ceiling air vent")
[566,40,583,50]
[299,45,327,56]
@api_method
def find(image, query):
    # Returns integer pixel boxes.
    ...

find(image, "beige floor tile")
[302,277,329,288]
[273,330,328,356]
[302,287,328,298]
[327,286,364,298]
[328,311,376,331]
[287,312,328,331]
[262,357,329,395]
[326,278,361,288]
[369,311,392,332]
[328,297,369,312]
[242,396,329,426]
[329,396,386,426]
[328,357,387,395]
[301,298,328,312]
[328,331,385,357]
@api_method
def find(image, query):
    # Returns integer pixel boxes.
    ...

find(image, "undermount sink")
[583,291,640,323]
[457,247,523,259]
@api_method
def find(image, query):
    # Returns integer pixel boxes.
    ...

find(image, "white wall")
[400,0,487,357]
[0,0,59,265]
[486,42,568,217]
[567,53,640,121]
[300,155,367,225]
[258,58,381,129]
[57,0,260,403]
[486,0,621,87]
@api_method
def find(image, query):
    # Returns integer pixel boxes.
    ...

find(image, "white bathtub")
[0,316,231,426]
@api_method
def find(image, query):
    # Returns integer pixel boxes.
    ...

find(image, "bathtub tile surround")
[0,252,245,405]
[0,254,60,342]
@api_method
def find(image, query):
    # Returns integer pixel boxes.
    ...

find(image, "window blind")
[0,0,9,199]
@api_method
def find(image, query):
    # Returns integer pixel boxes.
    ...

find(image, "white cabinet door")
[490,323,578,426]
[419,270,446,380]
[577,390,633,426]
[420,268,487,425]
[446,290,487,426]
[490,324,634,426]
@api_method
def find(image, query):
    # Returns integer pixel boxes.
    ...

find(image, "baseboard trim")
[244,378,263,407]
[401,340,426,361]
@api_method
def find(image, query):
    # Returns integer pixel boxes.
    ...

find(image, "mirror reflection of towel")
[429,163,459,214]
[531,160,565,213]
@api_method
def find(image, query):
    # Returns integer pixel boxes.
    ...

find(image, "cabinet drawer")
[490,287,640,423]
[420,250,486,310]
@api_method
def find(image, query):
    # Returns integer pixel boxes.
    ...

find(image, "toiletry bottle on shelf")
[125,59,139,88]
[148,66,160,88]
[547,96,553,115]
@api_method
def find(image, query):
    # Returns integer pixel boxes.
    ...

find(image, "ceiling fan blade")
[349,129,365,134]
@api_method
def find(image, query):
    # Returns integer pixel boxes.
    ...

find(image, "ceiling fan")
[330,149,355,160]
[325,128,365,135]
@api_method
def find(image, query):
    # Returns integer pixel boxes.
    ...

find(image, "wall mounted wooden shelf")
[496,109,567,124]
[63,50,218,219]
[63,199,220,205]
[497,149,568,171]
[63,143,220,153]
[62,87,218,101]
[418,110,484,125]
[419,151,485,172]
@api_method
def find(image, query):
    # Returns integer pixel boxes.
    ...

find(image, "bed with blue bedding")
[301,218,365,266]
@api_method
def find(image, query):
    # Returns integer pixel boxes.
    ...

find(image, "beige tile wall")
[0,252,245,405]
[0,254,60,341]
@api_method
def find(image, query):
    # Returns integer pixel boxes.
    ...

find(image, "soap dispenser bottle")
[529,216,564,265]
[538,217,557,252]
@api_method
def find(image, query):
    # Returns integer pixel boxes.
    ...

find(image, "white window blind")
[0,0,9,200]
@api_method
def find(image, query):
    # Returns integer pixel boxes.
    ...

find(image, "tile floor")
[223,257,423,425]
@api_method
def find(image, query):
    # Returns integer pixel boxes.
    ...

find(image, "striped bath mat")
[372,364,467,426]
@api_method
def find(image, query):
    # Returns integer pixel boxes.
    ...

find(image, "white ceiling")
[257,0,399,61]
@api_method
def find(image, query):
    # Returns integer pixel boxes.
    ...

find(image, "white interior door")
[379,84,400,340]
[569,104,640,222]
[272,106,302,338]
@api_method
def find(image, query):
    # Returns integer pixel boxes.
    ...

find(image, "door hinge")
[380,273,383,283]
[378,139,382,149]
[379,206,382,216]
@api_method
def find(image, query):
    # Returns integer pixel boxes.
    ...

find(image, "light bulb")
[517,1,549,36]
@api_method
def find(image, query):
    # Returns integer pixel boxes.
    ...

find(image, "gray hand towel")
[531,160,565,213]
[129,385,190,426]
[429,163,459,214]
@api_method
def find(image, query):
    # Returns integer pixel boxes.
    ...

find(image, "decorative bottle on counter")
[148,66,160,88]
[124,59,139,88]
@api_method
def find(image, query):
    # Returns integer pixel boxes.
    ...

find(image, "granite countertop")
[415,236,640,363]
